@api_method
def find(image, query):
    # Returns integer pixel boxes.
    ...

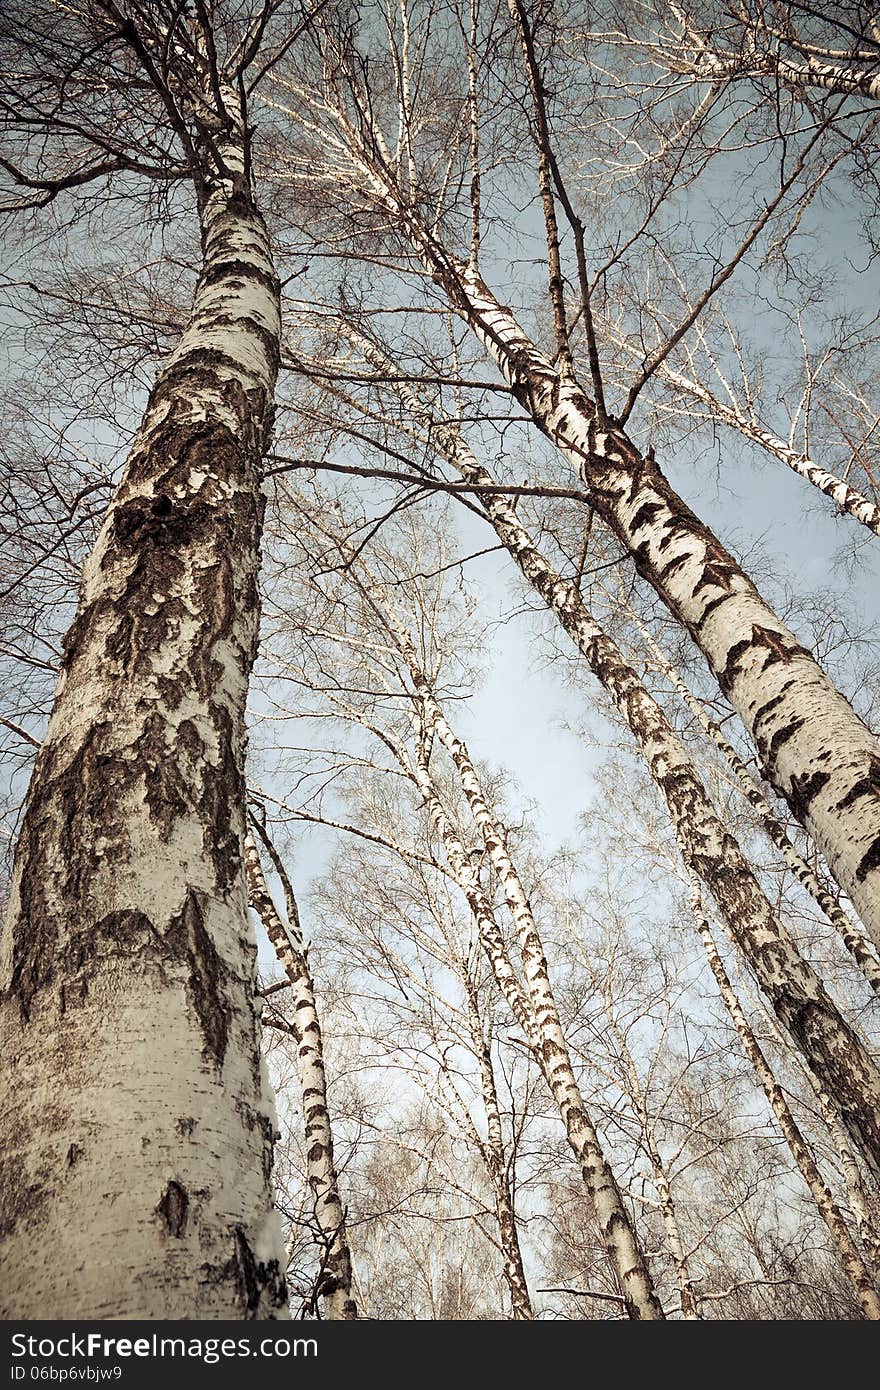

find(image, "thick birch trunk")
[691,886,880,1320]
[0,158,288,1318]
[244,832,357,1320]
[440,267,880,952]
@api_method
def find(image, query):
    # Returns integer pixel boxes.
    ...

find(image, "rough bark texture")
[0,150,288,1317]
[691,886,880,1321]
[634,619,880,996]
[244,831,357,1320]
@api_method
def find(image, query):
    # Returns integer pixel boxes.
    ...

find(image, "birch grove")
[2,0,880,1322]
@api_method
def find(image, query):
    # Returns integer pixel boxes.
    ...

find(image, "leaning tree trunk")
[657,363,880,540]
[244,828,357,1320]
[0,146,288,1317]
[628,611,880,996]
[411,704,664,1318]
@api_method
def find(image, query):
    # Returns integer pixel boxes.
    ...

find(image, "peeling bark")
[0,139,288,1317]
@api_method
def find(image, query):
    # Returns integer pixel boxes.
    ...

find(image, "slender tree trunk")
[605,1013,702,1319]
[651,1161,701,1320]
[0,147,288,1317]
[411,745,663,1318]
[244,829,357,1320]
[465,991,534,1320]
[658,363,880,539]
[690,884,880,1320]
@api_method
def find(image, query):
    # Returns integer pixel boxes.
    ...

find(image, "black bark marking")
[765,716,807,765]
[787,769,832,819]
[226,1227,287,1318]
[156,1180,189,1238]
[0,1156,48,1239]
[167,889,231,1069]
[856,836,880,884]
[630,500,664,532]
[837,754,880,812]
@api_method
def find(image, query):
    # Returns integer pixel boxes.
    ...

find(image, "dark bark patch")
[836,754,880,812]
[156,1180,189,1238]
[856,835,880,884]
[766,716,807,765]
[787,769,831,820]
[0,1157,47,1239]
[167,889,230,1069]
[630,500,664,533]
[199,259,278,296]
[226,1227,288,1318]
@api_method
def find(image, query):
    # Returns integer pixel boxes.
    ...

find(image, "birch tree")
[245,819,358,1319]
[0,0,316,1318]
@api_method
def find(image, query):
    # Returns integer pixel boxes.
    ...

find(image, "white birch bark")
[631,615,880,995]
[331,152,880,946]
[244,831,357,1320]
[298,11,880,945]
[690,884,880,1321]
[408,739,663,1317]
[604,1014,701,1319]
[0,134,289,1317]
[463,987,533,1320]
[686,44,880,103]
